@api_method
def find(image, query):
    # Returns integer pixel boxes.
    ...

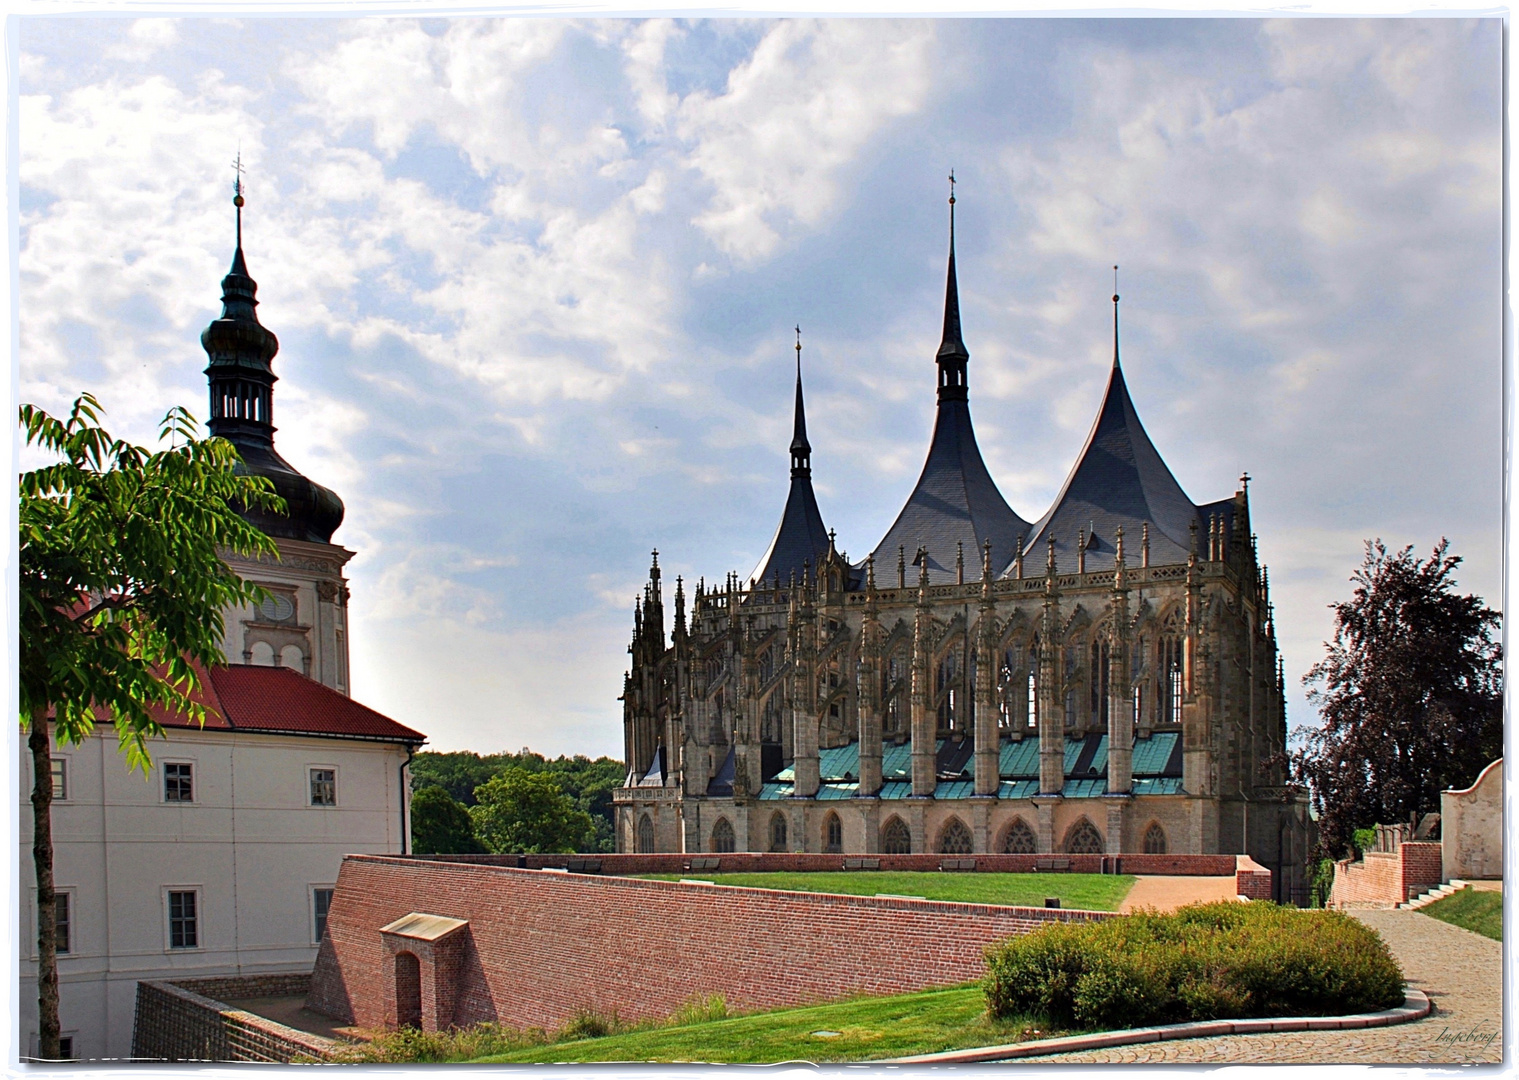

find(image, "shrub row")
[983,901,1405,1031]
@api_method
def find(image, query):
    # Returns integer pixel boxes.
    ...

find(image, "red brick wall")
[307,855,1117,1032]
[1330,842,1443,908]
[1235,855,1273,900]
[412,851,1242,877]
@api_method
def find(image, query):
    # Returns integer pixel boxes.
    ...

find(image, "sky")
[16,16,1502,761]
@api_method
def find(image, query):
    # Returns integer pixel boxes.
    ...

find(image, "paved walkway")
[1017,909,1502,1064]
[1119,876,1240,913]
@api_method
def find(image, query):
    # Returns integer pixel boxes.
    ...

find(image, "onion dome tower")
[1016,276,1228,573]
[748,329,832,586]
[202,172,344,544]
[870,179,1030,583]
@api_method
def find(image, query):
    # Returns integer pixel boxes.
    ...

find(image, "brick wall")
[1235,855,1273,900]
[131,975,340,1063]
[410,851,1242,876]
[1330,841,1444,908]
[307,855,1119,1032]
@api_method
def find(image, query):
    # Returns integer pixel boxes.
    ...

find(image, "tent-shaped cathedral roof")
[869,193,1030,584]
[1014,291,1224,575]
[749,339,832,587]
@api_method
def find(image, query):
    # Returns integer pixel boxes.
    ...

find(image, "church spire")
[1112,265,1120,370]
[790,326,811,477]
[936,171,969,401]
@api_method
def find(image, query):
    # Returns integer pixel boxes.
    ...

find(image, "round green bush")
[984,902,1404,1031]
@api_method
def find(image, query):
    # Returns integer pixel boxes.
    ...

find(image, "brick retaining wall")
[307,854,1122,1032]
[1330,842,1443,908]
[131,974,340,1063]
[407,851,1243,876]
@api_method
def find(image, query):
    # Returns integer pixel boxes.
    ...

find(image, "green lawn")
[476,985,1053,1064]
[1421,887,1502,940]
[632,870,1135,911]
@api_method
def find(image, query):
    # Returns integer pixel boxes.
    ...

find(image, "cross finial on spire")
[232,148,246,251]
[795,324,802,376]
[1111,264,1121,370]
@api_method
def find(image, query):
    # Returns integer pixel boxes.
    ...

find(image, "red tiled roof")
[151,664,425,744]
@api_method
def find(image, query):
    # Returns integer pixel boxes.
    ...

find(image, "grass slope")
[634,871,1134,911]
[1420,887,1502,940]
[477,985,1053,1064]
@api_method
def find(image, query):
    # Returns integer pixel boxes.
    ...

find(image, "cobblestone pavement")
[1017,910,1502,1064]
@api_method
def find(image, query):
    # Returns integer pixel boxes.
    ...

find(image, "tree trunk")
[29,709,59,1062]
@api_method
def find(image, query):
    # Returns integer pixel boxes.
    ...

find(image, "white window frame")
[50,756,68,801]
[163,886,203,952]
[310,884,337,944]
[162,759,196,804]
[308,765,339,807]
[53,888,75,956]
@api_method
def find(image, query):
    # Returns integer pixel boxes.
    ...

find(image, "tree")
[410,785,485,854]
[469,767,594,854]
[1293,539,1502,859]
[19,395,280,1060]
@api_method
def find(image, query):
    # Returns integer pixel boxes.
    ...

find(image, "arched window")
[1144,822,1167,855]
[711,818,735,853]
[769,812,789,853]
[881,817,911,854]
[884,647,908,738]
[758,645,775,686]
[935,644,961,732]
[1158,614,1184,726]
[1063,818,1103,855]
[637,814,655,854]
[938,818,973,855]
[760,692,782,744]
[1003,818,1037,854]
[1090,639,1110,726]
[824,813,843,854]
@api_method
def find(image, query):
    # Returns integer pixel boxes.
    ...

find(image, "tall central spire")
[937,172,969,401]
[790,325,811,478]
[1112,264,1120,369]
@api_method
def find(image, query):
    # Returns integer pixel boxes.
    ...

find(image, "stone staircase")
[1400,880,1470,910]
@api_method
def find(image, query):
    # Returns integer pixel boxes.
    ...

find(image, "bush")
[671,994,729,1026]
[984,902,1404,1031]
[328,1023,548,1063]
[559,1007,624,1041]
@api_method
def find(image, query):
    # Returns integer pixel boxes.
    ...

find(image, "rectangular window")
[50,758,67,801]
[54,893,71,955]
[168,891,198,948]
[309,769,336,807]
[57,1036,74,1062]
[313,888,335,942]
[164,763,193,803]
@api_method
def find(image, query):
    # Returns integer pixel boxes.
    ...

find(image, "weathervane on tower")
[232,148,246,249]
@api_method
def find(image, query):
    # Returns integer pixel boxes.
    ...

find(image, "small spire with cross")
[231,148,246,250]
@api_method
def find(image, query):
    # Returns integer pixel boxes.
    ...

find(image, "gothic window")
[938,818,973,855]
[884,646,908,738]
[1158,633,1183,725]
[760,692,782,744]
[997,650,1016,730]
[1143,822,1167,855]
[881,817,912,855]
[705,656,723,685]
[758,645,775,686]
[1090,639,1110,726]
[1002,818,1037,854]
[637,814,655,854]
[1063,819,1103,855]
[710,818,736,854]
[935,641,962,733]
[769,812,789,853]
[824,813,843,854]
[1027,638,1040,729]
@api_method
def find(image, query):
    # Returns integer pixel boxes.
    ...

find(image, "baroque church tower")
[203,177,353,693]
[616,189,1311,903]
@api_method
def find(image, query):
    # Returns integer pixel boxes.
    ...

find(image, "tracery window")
[1003,818,1037,854]
[1143,822,1167,855]
[758,644,775,686]
[769,812,789,853]
[760,692,783,744]
[711,817,736,853]
[881,817,912,854]
[637,814,655,854]
[824,813,843,854]
[883,647,908,738]
[997,650,1017,730]
[935,644,962,733]
[1063,819,1103,855]
[938,818,973,855]
[1090,639,1110,726]
[1158,629,1184,725]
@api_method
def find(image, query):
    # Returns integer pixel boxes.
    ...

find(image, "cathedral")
[615,195,1312,902]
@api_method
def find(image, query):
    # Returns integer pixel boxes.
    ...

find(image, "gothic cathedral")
[617,197,1312,902]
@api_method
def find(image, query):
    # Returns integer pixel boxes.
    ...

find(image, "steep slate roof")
[1014,298,1212,575]
[749,349,832,587]
[869,205,1030,584]
[151,664,425,744]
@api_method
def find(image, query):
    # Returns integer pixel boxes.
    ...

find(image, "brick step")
[1399,882,1463,910]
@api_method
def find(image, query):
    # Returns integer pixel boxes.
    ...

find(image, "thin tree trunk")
[29,708,59,1062]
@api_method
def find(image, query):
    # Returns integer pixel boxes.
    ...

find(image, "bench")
[939,858,977,871]
[843,857,881,870]
[1034,857,1071,872]
[687,857,722,871]
[563,858,602,874]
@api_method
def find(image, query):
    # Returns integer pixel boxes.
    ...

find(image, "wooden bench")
[687,856,722,871]
[843,857,881,870]
[939,858,977,871]
[1034,857,1071,872]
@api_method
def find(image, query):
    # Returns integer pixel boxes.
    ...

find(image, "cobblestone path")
[1017,909,1502,1064]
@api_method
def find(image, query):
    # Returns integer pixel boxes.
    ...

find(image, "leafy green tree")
[1293,539,1502,859]
[18,395,280,1060]
[469,767,594,854]
[410,785,485,854]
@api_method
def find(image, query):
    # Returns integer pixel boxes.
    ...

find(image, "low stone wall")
[307,854,1123,1033]
[1329,842,1443,909]
[131,974,340,1063]
[409,851,1244,877]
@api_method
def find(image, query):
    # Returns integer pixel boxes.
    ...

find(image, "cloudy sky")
[18,17,1501,760]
